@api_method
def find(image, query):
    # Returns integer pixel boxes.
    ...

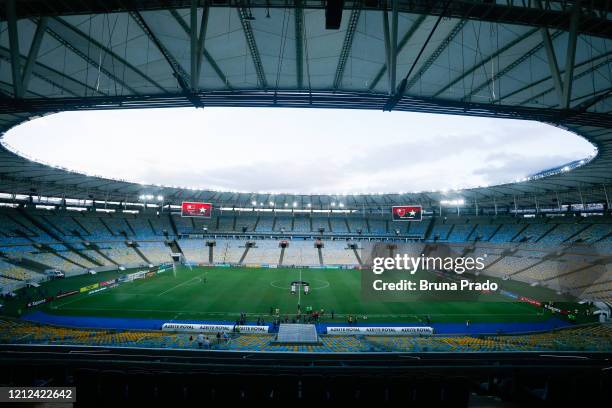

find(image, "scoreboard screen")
[181,202,212,218]
[392,205,422,221]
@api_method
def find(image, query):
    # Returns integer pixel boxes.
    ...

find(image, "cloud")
[2,108,596,194]
[472,152,583,184]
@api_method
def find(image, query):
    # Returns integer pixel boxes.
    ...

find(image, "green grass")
[1,265,592,324]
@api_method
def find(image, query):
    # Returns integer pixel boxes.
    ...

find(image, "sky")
[2,107,596,194]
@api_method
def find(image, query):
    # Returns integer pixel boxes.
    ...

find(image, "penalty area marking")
[157,274,206,296]
[270,279,330,290]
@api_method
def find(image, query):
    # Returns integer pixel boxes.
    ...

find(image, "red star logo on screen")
[392,205,422,221]
[181,202,212,218]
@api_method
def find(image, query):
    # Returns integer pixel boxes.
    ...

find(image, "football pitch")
[7,265,583,324]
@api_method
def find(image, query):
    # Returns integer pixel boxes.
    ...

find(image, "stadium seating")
[255,216,274,232]
[489,222,523,242]
[292,216,311,232]
[243,241,280,265]
[282,241,319,266]
[1,207,611,300]
[97,244,143,266]
[1,317,610,353]
[215,240,245,264]
[179,239,208,264]
[274,216,292,232]
[137,242,171,264]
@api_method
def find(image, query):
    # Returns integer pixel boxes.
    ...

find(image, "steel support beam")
[463,30,563,102]
[190,2,209,91]
[21,17,47,96]
[6,0,23,98]
[237,7,268,89]
[2,0,610,38]
[196,6,208,83]
[332,7,361,90]
[382,8,391,93]
[369,14,426,92]
[0,47,90,97]
[389,0,398,95]
[43,23,138,96]
[294,1,304,89]
[541,28,564,105]
[130,11,190,93]
[433,27,538,98]
[44,17,165,95]
[0,90,610,128]
[404,19,467,93]
[384,7,459,111]
[521,56,612,108]
[190,1,198,91]
[169,9,230,89]
[561,5,580,109]
[503,51,611,106]
[574,88,612,113]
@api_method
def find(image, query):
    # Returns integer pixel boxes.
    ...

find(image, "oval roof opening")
[2,107,596,194]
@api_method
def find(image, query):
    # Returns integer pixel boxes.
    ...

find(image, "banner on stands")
[161,323,269,333]
[79,283,99,293]
[55,290,78,299]
[26,297,51,308]
[327,326,434,336]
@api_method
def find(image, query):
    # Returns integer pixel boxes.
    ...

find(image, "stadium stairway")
[130,243,151,264]
[351,246,363,266]
[238,244,251,265]
[208,244,214,264]
[562,223,593,243]
[88,243,119,266]
[167,240,182,255]
[167,214,178,236]
[534,223,560,243]
[0,252,50,276]
[43,247,89,269]
[279,245,285,266]
[17,208,102,267]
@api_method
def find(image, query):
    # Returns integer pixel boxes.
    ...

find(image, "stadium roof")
[0,0,610,210]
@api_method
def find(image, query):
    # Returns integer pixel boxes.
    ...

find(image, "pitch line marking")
[48,306,539,319]
[55,293,89,309]
[157,273,206,296]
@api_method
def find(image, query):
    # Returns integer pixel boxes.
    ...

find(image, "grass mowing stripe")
[25,265,587,324]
